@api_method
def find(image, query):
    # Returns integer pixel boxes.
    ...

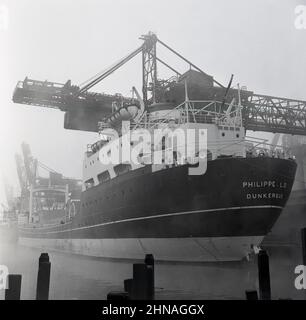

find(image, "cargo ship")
[17,81,297,261]
[13,33,298,262]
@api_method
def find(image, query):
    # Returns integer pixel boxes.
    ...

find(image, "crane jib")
[11,32,306,136]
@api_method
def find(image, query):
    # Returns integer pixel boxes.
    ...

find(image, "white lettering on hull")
[246,193,284,200]
[242,180,287,189]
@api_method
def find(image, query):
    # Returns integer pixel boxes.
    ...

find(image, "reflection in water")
[0,242,304,300]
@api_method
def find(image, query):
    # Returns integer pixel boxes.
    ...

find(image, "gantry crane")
[12,32,306,135]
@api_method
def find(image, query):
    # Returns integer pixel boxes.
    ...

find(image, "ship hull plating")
[19,157,297,261]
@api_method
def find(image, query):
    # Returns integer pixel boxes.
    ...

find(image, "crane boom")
[15,153,27,195]
[11,32,306,136]
[12,78,137,131]
[79,45,143,94]
[244,94,306,135]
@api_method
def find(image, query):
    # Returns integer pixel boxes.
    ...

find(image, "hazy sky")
[0,0,305,205]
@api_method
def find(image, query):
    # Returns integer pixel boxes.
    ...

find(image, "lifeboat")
[106,104,139,126]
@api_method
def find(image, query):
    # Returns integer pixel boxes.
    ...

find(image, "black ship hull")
[19,157,297,261]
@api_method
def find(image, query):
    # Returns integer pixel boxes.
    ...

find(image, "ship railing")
[211,135,294,160]
[96,99,244,133]
[129,100,244,131]
[245,136,294,159]
[96,99,293,160]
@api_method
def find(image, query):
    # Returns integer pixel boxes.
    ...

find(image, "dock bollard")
[144,254,155,300]
[301,228,306,265]
[107,291,130,300]
[245,290,258,300]
[257,250,271,300]
[132,263,150,300]
[36,253,51,300]
[5,274,22,300]
[124,278,133,297]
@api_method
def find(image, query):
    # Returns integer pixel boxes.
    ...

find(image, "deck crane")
[12,32,306,136]
[21,142,37,188]
[15,152,28,199]
[14,142,82,216]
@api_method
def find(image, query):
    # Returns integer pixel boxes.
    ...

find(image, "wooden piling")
[144,254,155,300]
[257,250,271,300]
[132,263,150,300]
[5,274,22,300]
[124,278,133,297]
[36,253,51,300]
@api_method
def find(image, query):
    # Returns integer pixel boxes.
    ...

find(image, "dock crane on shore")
[13,142,82,218]
[12,32,306,136]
